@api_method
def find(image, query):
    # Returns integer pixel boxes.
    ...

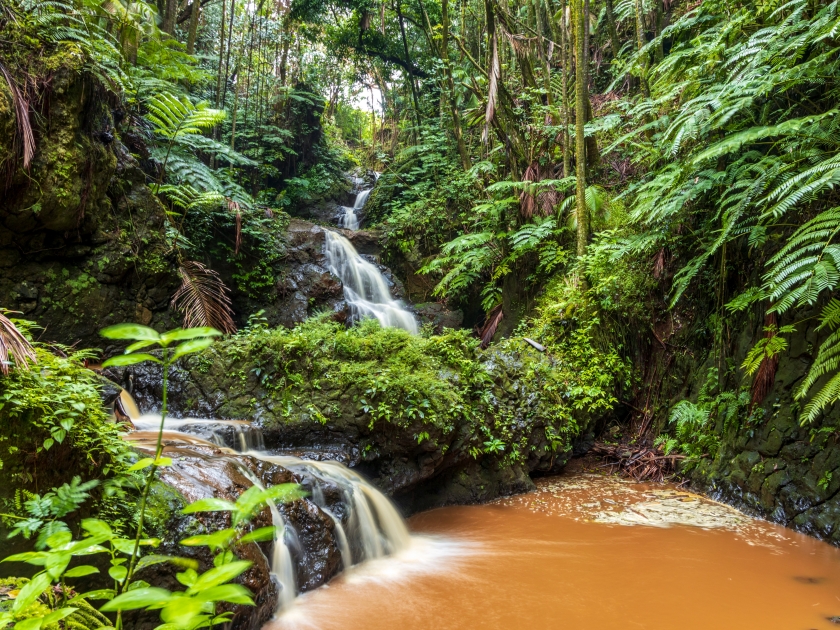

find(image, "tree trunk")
[215,0,227,107]
[634,0,650,98]
[186,0,201,55]
[573,0,588,257]
[162,0,178,34]
[396,0,422,137]
[560,0,571,178]
[442,0,471,169]
[604,0,619,59]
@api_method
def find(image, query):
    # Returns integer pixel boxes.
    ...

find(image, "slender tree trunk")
[573,0,588,258]
[186,0,201,54]
[560,0,571,178]
[604,0,619,60]
[442,0,471,169]
[162,0,178,34]
[215,0,227,107]
[396,0,422,137]
[221,0,235,104]
[634,0,650,98]
[654,0,665,63]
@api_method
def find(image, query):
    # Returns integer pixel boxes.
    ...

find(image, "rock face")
[676,305,840,546]
[0,48,180,346]
[133,439,343,630]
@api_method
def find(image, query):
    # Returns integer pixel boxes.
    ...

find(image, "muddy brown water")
[268,474,840,630]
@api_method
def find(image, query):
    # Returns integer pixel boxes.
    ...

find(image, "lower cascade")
[129,414,411,615]
[324,230,418,334]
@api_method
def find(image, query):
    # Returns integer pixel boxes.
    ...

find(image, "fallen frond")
[0,311,37,375]
[171,261,237,334]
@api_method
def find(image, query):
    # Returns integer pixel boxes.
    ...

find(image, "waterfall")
[339,188,371,231]
[123,404,414,615]
[248,453,411,565]
[324,231,418,334]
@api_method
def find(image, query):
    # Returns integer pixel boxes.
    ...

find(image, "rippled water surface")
[267,473,840,630]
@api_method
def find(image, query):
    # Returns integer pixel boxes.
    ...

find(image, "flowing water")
[267,475,840,630]
[323,231,418,333]
[124,412,412,615]
[121,398,840,629]
[328,184,418,333]
[338,189,371,230]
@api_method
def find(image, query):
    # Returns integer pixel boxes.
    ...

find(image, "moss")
[0,578,59,629]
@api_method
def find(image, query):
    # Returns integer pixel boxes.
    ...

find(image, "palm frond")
[170,261,236,334]
[0,312,36,375]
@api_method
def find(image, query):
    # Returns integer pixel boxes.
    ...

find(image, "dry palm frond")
[0,311,36,376]
[483,28,500,145]
[171,261,237,334]
[478,305,504,349]
[520,162,540,219]
[0,62,35,170]
[591,442,684,482]
[652,248,666,279]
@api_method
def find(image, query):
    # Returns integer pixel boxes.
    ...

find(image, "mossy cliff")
[0,43,178,345]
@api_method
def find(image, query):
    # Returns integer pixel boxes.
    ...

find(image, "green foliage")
[0,343,132,488]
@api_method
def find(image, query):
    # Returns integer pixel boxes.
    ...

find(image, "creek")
[269,475,840,630]
[125,406,840,630]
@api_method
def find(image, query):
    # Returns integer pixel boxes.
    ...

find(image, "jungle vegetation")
[2,0,840,625]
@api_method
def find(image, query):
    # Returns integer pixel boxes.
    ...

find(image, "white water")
[324,231,418,334]
[248,453,411,564]
[124,408,415,615]
[339,189,371,231]
[130,414,265,451]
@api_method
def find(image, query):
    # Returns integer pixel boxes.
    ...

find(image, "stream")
[126,407,840,630]
[270,475,840,630]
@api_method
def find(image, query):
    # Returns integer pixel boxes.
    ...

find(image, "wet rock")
[131,443,341,630]
[413,302,464,333]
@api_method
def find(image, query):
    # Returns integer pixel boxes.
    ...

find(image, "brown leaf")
[0,311,36,376]
[171,261,237,334]
[0,63,35,170]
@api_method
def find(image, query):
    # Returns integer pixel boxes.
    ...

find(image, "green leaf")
[135,555,199,572]
[71,589,116,602]
[179,529,236,549]
[181,498,236,514]
[126,340,158,353]
[188,561,252,592]
[160,327,223,343]
[195,584,254,605]
[99,587,173,611]
[81,519,113,538]
[102,353,161,367]
[238,526,276,544]
[13,618,43,630]
[172,337,215,361]
[12,572,51,613]
[40,607,77,626]
[101,324,161,341]
[64,565,100,578]
[108,565,128,582]
[128,458,155,472]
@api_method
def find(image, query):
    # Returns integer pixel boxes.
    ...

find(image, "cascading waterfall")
[323,231,418,334]
[123,407,412,615]
[247,453,410,565]
[339,188,371,231]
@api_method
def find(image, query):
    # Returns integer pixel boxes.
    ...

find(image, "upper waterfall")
[324,231,418,334]
[339,188,372,230]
